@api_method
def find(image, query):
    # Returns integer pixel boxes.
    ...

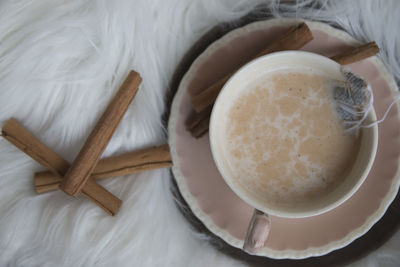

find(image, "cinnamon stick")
[35,144,172,194]
[185,107,212,138]
[60,70,142,196]
[330,41,379,65]
[191,22,314,113]
[186,42,381,138]
[2,118,122,216]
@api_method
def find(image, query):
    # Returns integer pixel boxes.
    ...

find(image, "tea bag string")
[361,92,400,128]
[332,76,375,132]
[333,67,400,132]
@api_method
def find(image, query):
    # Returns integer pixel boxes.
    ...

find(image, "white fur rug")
[0,0,399,266]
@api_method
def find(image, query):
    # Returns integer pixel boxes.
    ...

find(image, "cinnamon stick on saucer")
[2,118,122,216]
[185,106,212,138]
[186,42,381,138]
[35,144,172,194]
[191,22,314,113]
[60,71,142,197]
[331,41,380,65]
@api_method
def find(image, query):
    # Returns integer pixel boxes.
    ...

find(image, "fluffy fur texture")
[0,0,399,266]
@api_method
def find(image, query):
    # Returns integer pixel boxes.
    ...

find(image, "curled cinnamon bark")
[35,144,172,194]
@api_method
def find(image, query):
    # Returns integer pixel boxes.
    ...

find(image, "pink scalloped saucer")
[168,19,400,259]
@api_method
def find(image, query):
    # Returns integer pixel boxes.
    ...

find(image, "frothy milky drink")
[222,69,360,207]
[210,52,377,218]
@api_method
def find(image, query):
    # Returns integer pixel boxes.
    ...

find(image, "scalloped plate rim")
[168,18,400,259]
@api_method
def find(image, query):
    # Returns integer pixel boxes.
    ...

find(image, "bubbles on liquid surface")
[223,70,360,206]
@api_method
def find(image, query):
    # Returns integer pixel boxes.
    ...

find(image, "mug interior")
[209,51,378,218]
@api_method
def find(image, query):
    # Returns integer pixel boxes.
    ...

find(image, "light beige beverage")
[210,51,377,218]
[222,70,360,207]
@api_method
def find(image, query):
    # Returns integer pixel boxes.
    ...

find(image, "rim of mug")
[209,51,378,218]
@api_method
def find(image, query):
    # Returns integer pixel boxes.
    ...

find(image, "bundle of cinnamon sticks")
[2,71,173,216]
[186,22,380,138]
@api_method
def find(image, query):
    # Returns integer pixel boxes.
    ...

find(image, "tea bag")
[331,67,374,134]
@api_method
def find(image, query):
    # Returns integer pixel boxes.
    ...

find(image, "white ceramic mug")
[209,51,378,254]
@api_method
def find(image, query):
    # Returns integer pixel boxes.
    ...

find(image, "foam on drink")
[223,69,360,207]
